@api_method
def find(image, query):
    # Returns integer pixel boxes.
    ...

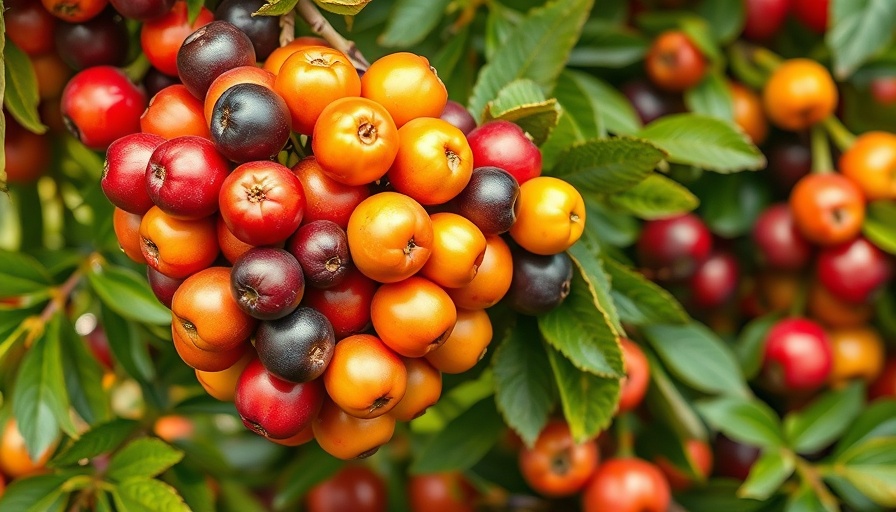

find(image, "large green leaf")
[644,348,708,441]
[553,69,642,138]
[379,0,451,47]
[568,20,648,69]
[106,438,185,481]
[567,231,623,333]
[739,449,795,500]
[87,264,171,325]
[60,316,111,425]
[697,396,786,449]
[3,41,46,134]
[637,113,766,173]
[677,480,771,512]
[785,484,831,512]
[685,72,734,121]
[483,79,559,145]
[735,312,784,380]
[163,464,215,512]
[828,0,896,79]
[538,267,623,378]
[549,138,666,195]
[605,173,700,220]
[603,257,689,326]
[410,396,505,473]
[693,171,772,238]
[0,250,53,297]
[273,444,343,510]
[863,200,896,255]
[468,0,594,120]
[783,383,864,454]
[0,473,70,512]
[835,437,896,507]
[696,0,745,43]
[51,419,139,467]
[642,323,751,397]
[833,400,896,459]
[113,477,191,512]
[492,319,556,447]
[546,343,619,442]
[100,306,156,382]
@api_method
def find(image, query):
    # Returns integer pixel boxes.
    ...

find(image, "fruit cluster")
[79,3,588,459]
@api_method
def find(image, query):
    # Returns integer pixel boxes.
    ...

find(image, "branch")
[294,0,370,70]
[280,10,295,47]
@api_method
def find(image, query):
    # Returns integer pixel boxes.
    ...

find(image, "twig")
[810,123,834,174]
[22,268,83,347]
[294,0,370,70]
[279,10,296,47]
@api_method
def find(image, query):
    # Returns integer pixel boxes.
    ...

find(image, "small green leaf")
[603,257,689,326]
[3,42,47,134]
[784,383,864,454]
[87,264,171,325]
[492,318,556,447]
[833,400,896,459]
[827,0,896,79]
[379,0,451,47]
[696,0,745,43]
[693,171,772,238]
[685,73,734,121]
[642,322,750,397]
[538,266,623,378]
[697,396,786,449]
[644,349,708,442]
[553,69,641,137]
[100,306,156,382]
[410,396,505,473]
[735,312,784,380]
[468,0,594,120]
[312,0,371,15]
[569,20,648,69]
[0,473,70,512]
[0,250,53,297]
[605,173,700,220]
[550,138,666,195]
[546,343,620,442]
[60,316,111,425]
[483,79,559,145]
[863,200,896,255]
[637,113,766,173]
[824,475,883,512]
[567,231,623,333]
[738,449,795,500]
[836,437,896,507]
[51,419,139,467]
[677,479,771,512]
[785,484,830,512]
[107,438,185,481]
[113,477,191,512]
[273,444,343,510]
[253,0,299,16]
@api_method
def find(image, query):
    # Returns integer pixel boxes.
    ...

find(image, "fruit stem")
[294,0,370,71]
[122,53,151,85]
[614,412,636,458]
[727,44,769,90]
[750,45,784,75]
[810,123,834,174]
[279,10,296,47]
[821,116,857,152]
[788,277,810,318]
[793,456,840,511]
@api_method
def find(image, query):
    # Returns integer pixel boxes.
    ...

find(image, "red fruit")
[102,132,165,215]
[145,135,232,219]
[465,120,542,185]
[743,0,791,40]
[61,66,147,150]
[306,465,387,512]
[762,317,833,392]
[583,458,671,512]
[752,203,813,270]
[792,0,828,33]
[636,213,713,281]
[816,237,893,304]
[618,338,650,413]
[689,252,740,309]
[655,439,714,491]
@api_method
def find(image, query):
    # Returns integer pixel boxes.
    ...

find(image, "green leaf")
[537,266,623,378]
[60,316,111,425]
[13,314,77,460]
[87,264,171,325]
[468,0,594,120]
[410,396,505,473]
[185,0,206,22]
[3,42,46,134]
[0,473,70,512]
[492,318,556,447]
[253,0,299,15]
[738,449,795,500]
[863,200,896,255]
[483,79,559,145]
[735,312,784,380]
[569,20,648,69]
[834,400,896,459]
[697,396,786,449]
[685,73,734,121]
[546,343,620,442]
[100,306,156,382]
[827,0,896,79]
[549,138,666,195]
[312,0,371,15]
[163,463,216,512]
[273,444,342,510]
[553,69,642,138]
[784,383,864,454]
[696,0,745,43]
[605,173,700,220]
[113,477,191,512]
[644,349,708,442]
[642,322,750,397]
[219,480,268,512]
[51,419,139,467]
[677,479,771,512]
[824,475,883,512]
[567,231,623,333]
[637,113,766,173]
[0,6,6,192]
[603,257,689,326]
[836,437,896,507]
[107,438,184,481]
[693,171,772,238]
[785,484,830,512]
[379,0,451,47]
[0,250,53,297]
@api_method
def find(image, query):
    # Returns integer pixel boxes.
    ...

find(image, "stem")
[810,123,834,174]
[23,268,83,346]
[751,46,784,74]
[788,276,810,317]
[822,116,857,152]
[122,53,151,84]
[794,457,840,511]
[279,10,296,47]
[294,0,370,71]
[614,412,635,458]
[728,43,770,90]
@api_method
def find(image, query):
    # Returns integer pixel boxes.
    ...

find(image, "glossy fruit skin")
[449,167,520,236]
[762,317,833,392]
[217,215,255,264]
[195,350,255,401]
[817,237,892,304]
[109,0,176,20]
[301,267,377,340]
[262,35,329,74]
[420,213,487,289]
[425,308,492,374]
[171,267,258,352]
[173,329,249,372]
[807,279,874,329]
[617,338,650,413]
[4,114,51,184]
[742,0,790,40]
[466,121,542,185]
[140,84,210,139]
[139,206,219,279]
[408,472,477,512]
[54,7,129,69]
[146,135,231,219]
[637,213,712,281]
[371,276,458,358]
[689,252,740,309]
[730,81,768,145]
[839,131,896,201]
[230,248,305,320]
[828,326,885,388]
[274,46,361,135]
[506,248,574,316]
[113,208,147,264]
[210,83,291,163]
[582,458,671,512]
[293,157,371,229]
[752,203,813,270]
[655,439,714,491]
[306,465,388,512]
[713,435,760,480]
[390,357,442,421]
[519,420,600,497]
[219,160,306,246]
[323,334,408,419]
[141,1,214,76]
[42,0,108,22]
[447,235,513,310]
[255,307,335,383]
[312,97,400,186]
[234,358,325,440]
[792,0,828,32]
[5,0,57,56]
[146,265,184,309]
[177,20,256,99]
[214,0,280,60]
[0,419,56,478]
[204,65,275,128]
[510,176,585,255]
[789,173,865,246]
[763,59,837,131]
[440,100,477,135]
[312,398,397,460]
[644,30,706,92]
[287,220,350,289]
[361,52,448,128]
[61,66,147,150]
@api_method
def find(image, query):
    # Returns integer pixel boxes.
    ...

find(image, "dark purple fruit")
[146,266,184,308]
[110,0,175,21]
[176,20,256,99]
[55,7,129,70]
[449,166,520,235]
[506,247,574,315]
[620,79,684,125]
[210,82,290,163]
[440,100,477,135]
[713,435,760,481]
[230,248,305,320]
[143,66,181,99]
[287,220,351,289]
[215,0,280,61]
[254,306,336,383]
